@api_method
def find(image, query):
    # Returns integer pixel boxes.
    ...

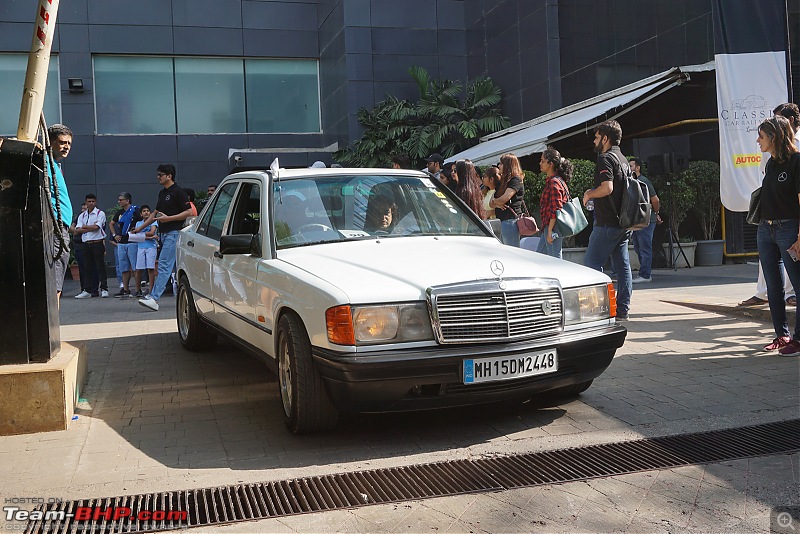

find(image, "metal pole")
[17,0,60,142]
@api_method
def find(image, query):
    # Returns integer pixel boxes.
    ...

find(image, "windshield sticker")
[420,178,434,187]
[434,191,446,198]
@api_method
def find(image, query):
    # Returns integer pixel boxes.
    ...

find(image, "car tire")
[177,277,217,351]
[277,313,339,434]
[548,379,594,398]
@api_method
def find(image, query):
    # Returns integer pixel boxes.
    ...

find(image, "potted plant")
[682,161,723,266]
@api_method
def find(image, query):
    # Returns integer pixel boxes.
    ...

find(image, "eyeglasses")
[157,172,166,177]
[118,198,126,202]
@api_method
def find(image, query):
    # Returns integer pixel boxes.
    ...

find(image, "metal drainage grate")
[27,419,799,533]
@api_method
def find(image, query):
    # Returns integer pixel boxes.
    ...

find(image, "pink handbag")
[516,201,538,236]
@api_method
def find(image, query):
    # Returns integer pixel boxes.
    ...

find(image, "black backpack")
[609,153,652,231]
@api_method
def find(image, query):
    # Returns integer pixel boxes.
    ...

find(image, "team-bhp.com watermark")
[3,497,187,530]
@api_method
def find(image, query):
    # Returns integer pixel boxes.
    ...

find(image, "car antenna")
[270,157,282,203]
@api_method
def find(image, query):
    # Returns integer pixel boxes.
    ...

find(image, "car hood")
[277,236,609,303]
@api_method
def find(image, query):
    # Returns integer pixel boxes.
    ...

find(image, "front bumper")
[312,324,626,412]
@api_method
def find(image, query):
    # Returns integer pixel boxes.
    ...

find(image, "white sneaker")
[138,297,159,311]
[74,291,92,299]
[632,276,652,284]
[101,289,109,298]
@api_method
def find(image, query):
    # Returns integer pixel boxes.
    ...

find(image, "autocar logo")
[490,260,504,277]
[541,300,552,316]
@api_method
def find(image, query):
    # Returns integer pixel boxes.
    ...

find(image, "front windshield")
[273,174,489,249]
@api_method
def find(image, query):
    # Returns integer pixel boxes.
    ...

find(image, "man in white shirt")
[72,193,109,298]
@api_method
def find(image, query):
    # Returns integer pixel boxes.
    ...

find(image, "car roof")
[225,167,431,181]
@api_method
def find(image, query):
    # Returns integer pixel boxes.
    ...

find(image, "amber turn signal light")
[607,283,617,318]
[326,306,355,345]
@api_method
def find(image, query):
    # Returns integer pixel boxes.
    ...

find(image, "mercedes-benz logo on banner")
[490,260,504,277]
[541,300,552,316]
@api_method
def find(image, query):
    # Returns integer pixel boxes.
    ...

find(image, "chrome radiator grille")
[429,281,562,343]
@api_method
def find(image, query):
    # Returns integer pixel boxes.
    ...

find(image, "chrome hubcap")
[279,338,292,418]
[177,287,189,340]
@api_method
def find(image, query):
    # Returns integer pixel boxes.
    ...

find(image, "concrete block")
[0,341,87,435]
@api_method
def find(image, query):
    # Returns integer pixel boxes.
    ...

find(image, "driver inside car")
[364,194,398,233]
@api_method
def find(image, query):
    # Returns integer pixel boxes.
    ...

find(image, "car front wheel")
[277,313,338,434]
[177,277,217,351]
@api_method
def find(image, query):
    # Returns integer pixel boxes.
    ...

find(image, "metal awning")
[450,61,715,166]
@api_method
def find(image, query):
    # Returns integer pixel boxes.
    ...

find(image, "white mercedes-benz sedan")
[175,166,626,433]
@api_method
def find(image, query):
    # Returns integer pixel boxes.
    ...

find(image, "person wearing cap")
[424,153,444,180]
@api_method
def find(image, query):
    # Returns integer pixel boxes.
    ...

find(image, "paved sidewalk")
[1,263,798,533]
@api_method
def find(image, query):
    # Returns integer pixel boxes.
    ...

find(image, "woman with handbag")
[537,147,574,258]
[756,115,800,355]
[489,153,526,246]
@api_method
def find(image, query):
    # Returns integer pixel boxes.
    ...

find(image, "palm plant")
[335,67,509,167]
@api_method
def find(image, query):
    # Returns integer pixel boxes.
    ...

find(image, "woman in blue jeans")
[756,116,800,355]
[489,153,525,247]
[536,147,573,258]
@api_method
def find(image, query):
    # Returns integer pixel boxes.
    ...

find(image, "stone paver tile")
[422,491,484,521]
[570,498,635,533]
[350,501,419,532]
[629,490,693,530]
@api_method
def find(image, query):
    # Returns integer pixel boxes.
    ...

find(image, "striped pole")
[17,0,60,142]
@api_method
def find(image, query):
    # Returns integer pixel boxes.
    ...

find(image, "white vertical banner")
[716,51,788,212]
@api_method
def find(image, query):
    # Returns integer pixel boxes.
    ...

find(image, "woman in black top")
[756,115,800,355]
[489,153,525,246]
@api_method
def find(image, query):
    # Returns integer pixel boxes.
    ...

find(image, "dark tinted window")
[197,182,237,240]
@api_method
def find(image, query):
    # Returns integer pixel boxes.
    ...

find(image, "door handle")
[187,240,194,247]
[214,251,223,259]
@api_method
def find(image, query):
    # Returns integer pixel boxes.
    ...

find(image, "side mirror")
[219,234,261,257]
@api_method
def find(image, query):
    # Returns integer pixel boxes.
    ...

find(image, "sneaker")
[786,296,797,306]
[114,290,131,298]
[130,290,141,298]
[616,313,629,322]
[764,336,791,351]
[101,289,109,298]
[632,276,652,284]
[778,339,800,356]
[74,291,92,299]
[138,297,159,311]
[738,296,767,307]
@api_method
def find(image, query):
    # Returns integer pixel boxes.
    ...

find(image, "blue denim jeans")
[536,233,564,258]
[631,221,656,279]
[500,219,520,247]
[584,225,632,315]
[150,230,179,301]
[757,219,800,339]
[113,244,123,287]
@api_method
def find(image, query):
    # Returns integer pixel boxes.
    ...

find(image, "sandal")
[786,296,796,306]
[738,296,767,307]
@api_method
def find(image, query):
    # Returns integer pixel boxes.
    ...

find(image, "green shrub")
[652,174,695,240]
[680,160,721,240]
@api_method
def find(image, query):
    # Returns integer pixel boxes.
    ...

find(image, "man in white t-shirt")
[72,193,108,298]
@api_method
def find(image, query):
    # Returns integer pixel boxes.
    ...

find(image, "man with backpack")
[582,120,634,321]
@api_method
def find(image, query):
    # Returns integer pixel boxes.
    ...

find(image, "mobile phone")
[788,248,799,262]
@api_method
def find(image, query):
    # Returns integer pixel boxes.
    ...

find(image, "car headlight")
[326,303,434,345]
[563,283,616,325]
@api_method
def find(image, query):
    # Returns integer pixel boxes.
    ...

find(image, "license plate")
[463,350,558,384]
